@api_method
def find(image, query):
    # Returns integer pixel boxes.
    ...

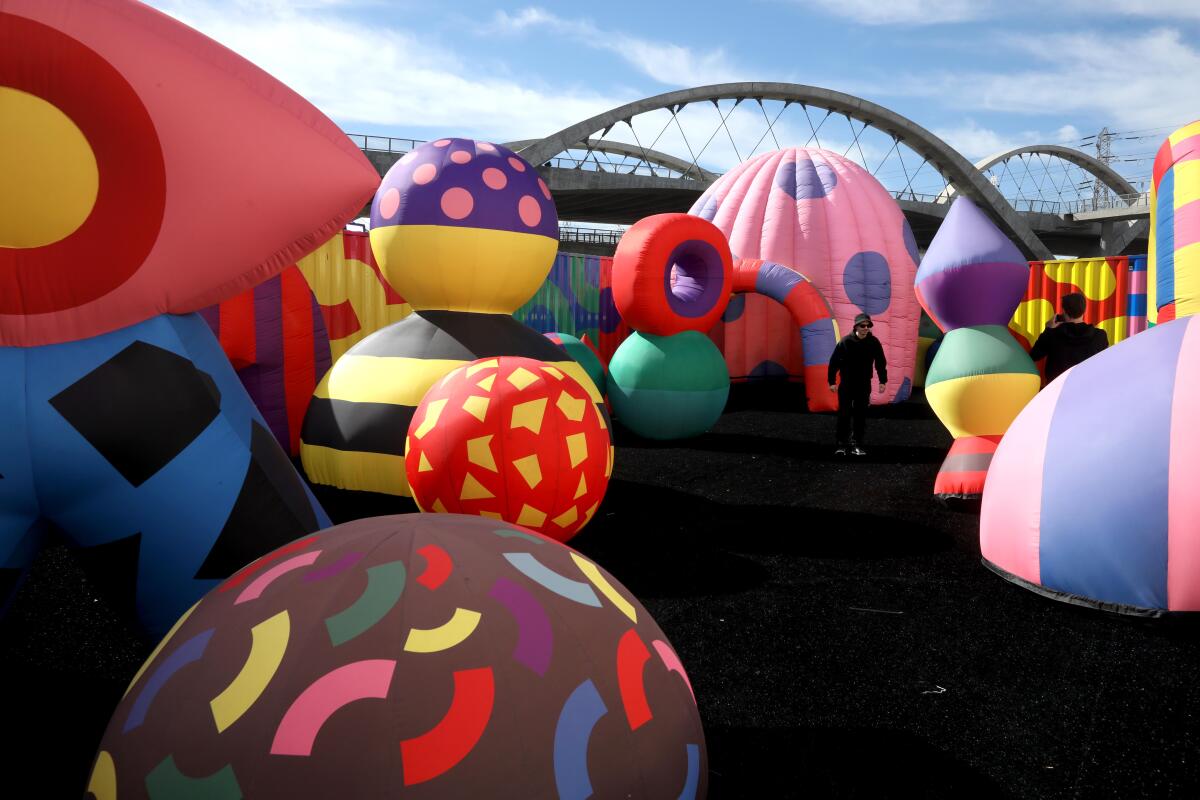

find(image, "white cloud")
[785,0,1200,25]
[1061,0,1200,19]
[932,120,1041,160]
[143,1,630,142]
[783,0,995,25]
[489,7,746,86]
[886,29,1200,135]
[1054,124,1082,144]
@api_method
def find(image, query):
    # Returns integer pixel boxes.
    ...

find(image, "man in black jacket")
[1029,292,1108,386]
[828,313,887,456]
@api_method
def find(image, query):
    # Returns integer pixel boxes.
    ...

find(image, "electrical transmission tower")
[1094,127,1113,209]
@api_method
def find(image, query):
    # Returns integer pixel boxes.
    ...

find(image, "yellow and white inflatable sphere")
[368,138,558,313]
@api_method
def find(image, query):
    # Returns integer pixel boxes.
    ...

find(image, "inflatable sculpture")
[1010,257,1145,350]
[0,0,378,634]
[545,332,607,397]
[294,230,412,361]
[607,214,733,439]
[1148,120,1200,325]
[91,514,707,798]
[719,257,840,410]
[405,356,613,541]
[691,147,920,405]
[300,139,603,497]
[916,198,1039,501]
[200,267,334,456]
[981,314,1200,615]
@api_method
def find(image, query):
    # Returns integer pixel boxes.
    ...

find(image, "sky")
[145,0,1200,199]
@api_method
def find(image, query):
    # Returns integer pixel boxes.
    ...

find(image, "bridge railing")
[558,226,626,246]
[1057,192,1151,216]
[348,134,426,153]
[345,134,1149,219]
[541,154,707,180]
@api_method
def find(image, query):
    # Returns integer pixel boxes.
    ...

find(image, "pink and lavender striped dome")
[981,315,1200,614]
[690,148,920,403]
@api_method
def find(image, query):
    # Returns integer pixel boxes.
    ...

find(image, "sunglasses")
[856,322,873,329]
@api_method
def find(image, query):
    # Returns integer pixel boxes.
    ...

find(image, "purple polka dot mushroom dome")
[89,514,707,798]
[689,147,921,405]
[369,139,560,314]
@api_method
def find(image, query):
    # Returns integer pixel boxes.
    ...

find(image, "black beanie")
[854,313,873,327]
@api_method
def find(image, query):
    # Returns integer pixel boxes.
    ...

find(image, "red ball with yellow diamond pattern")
[405,356,614,542]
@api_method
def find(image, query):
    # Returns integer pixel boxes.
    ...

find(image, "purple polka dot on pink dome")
[441,187,474,220]
[476,142,497,153]
[538,178,552,200]
[433,139,451,147]
[843,251,892,315]
[413,163,437,185]
[379,187,401,219]
[508,156,527,172]
[483,167,508,190]
[775,158,837,200]
[518,195,542,227]
[451,150,473,164]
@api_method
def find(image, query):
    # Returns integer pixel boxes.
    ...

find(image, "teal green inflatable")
[608,331,729,439]
[545,331,606,396]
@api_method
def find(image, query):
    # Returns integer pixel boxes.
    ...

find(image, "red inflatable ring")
[611,213,733,336]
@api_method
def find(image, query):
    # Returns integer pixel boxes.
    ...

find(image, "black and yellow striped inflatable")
[300,310,603,496]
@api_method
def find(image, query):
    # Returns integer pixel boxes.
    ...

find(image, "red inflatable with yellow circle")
[0,0,379,346]
[406,357,613,542]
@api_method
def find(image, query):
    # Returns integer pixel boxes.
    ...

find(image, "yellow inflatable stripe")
[1169,121,1200,146]
[404,608,482,653]
[86,752,117,800]
[299,443,410,496]
[1149,198,1160,325]
[1174,241,1200,319]
[295,236,411,363]
[1174,160,1200,208]
[370,225,558,312]
[317,355,465,405]
[1043,259,1115,301]
[571,553,636,623]
[925,372,1041,439]
[211,611,290,733]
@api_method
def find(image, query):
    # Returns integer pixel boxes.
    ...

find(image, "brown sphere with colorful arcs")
[406,356,613,541]
[369,139,559,314]
[89,514,706,798]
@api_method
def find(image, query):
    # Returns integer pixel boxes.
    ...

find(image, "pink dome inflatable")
[690,148,920,404]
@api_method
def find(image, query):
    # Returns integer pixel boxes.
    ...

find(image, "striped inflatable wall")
[1010,256,1147,349]
[514,252,630,364]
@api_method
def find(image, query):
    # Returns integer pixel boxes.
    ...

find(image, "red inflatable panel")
[0,0,379,346]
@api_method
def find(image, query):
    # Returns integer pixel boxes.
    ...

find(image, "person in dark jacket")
[828,312,887,456]
[1028,292,1108,386]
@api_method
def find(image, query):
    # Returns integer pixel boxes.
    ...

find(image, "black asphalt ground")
[4,385,1199,798]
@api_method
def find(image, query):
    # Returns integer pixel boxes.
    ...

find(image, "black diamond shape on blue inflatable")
[49,341,221,487]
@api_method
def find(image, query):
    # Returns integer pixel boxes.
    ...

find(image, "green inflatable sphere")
[608,331,729,439]
[545,332,606,396]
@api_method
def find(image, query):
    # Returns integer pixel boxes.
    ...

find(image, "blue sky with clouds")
[146,0,1199,192]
